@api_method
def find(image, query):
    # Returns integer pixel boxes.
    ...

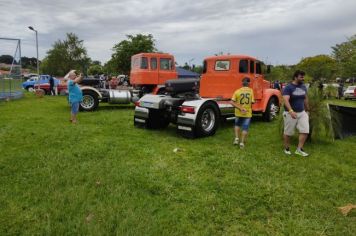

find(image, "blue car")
[22,75,58,91]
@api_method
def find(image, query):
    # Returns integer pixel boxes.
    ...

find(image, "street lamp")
[28,26,40,90]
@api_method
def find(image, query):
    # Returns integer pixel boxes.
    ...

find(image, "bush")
[324,85,338,98]
[307,87,336,141]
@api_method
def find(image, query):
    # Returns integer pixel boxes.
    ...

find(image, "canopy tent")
[176,67,200,79]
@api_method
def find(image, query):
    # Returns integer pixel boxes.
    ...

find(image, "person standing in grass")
[282,70,310,157]
[49,75,55,96]
[65,70,83,124]
[231,77,255,149]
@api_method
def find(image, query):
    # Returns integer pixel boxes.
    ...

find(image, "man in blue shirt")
[282,70,310,157]
[65,70,83,124]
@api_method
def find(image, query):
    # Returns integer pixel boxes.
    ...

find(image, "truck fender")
[178,99,220,125]
[261,89,282,112]
[80,86,102,99]
[178,99,220,137]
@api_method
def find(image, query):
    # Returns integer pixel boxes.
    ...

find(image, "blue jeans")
[71,102,80,115]
[234,117,251,131]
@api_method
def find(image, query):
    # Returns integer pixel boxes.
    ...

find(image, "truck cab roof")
[204,54,258,61]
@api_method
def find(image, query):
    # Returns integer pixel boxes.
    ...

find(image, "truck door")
[150,57,158,83]
[253,61,263,100]
[239,58,251,88]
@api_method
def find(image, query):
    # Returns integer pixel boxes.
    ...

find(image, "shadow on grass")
[136,115,278,139]
[97,104,134,111]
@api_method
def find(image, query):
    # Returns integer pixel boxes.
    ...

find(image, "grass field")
[0,93,355,235]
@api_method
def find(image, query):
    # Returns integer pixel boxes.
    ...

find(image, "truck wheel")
[263,97,279,122]
[27,86,34,92]
[195,103,219,137]
[80,90,99,111]
[146,109,170,129]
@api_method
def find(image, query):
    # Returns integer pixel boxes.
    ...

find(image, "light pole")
[28,26,40,89]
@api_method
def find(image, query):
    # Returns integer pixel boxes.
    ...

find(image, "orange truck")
[134,53,282,138]
[130,53,177,95]
[79,53,177,111]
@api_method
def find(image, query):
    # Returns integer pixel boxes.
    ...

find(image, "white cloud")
[0,0,355,67]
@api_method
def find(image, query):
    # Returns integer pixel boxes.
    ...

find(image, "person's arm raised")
[74,73,84,84]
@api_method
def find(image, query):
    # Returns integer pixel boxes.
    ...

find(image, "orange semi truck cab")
[130,53,177,94]
[134,54,282,138]
[200,55,281,113]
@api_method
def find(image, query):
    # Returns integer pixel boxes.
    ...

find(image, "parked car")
[23,73,38,80]
[344,86,356,100]
[22,75,58,92]
[34,81,68,95]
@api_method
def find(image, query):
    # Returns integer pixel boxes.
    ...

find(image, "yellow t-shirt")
[231,87,255,117]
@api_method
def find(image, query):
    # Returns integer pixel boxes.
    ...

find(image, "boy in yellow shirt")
[230,77,255,148]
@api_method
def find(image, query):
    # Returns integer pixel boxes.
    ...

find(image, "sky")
[1,0,356,67]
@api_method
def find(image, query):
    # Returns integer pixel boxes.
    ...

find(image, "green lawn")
[327,98,356,107]
[0,94,355,235]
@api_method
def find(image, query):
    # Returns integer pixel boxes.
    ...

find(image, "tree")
[106,34,157,75]
[88,64,103,75]
[192,65,203,74]
[266,65,294,82]
[0,55,14,64]
[296,55,337,82]
[182,62,190,70]
[21,57,38,69]
[91,60,101,66]
[332,35,356,79]
[41,33,91,76]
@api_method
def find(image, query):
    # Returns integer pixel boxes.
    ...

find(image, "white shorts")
[283,111,309,136]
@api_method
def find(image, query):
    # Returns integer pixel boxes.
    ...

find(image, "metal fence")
[0,38,24,101]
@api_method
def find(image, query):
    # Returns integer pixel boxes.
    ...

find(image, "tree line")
[0,33,355,81]
[267,35,356,83]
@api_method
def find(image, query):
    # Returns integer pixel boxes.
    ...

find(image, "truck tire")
[262,97,279,122]
[195,102,219,137]
[146,109,170,129]
[80,90,99,111]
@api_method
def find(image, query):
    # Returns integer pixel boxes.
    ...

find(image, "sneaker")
[284,147,292,155]
[239,143,245,149]
[295,148,309,157]
[233,138,239,145]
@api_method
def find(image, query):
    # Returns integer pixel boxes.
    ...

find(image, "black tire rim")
[201,108,215,132]
[81,95,95,109]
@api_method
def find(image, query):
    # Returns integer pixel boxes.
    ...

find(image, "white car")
[343,86,356,100]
